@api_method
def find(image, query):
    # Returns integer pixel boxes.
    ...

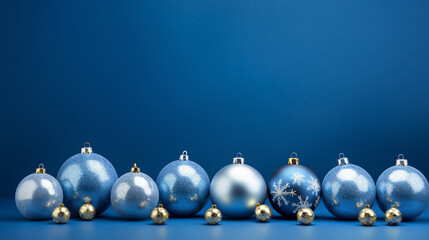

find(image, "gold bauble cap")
[81,142,93,154]
[83,196,92,203]
[288,152,299,165]
[36,163,46,174]
[131,163,140,173]
[396,154,408,166]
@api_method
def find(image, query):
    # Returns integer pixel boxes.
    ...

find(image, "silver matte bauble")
[210,153,267,219]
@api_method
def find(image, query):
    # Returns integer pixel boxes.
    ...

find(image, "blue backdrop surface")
[1,0,428,215]
[1,199,428,240]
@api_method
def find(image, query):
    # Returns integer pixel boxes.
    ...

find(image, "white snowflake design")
[314,195,321,207]
[291,173,305,185]
[306,176,320,196]
[271,179,297,206]
[291,195,313,213]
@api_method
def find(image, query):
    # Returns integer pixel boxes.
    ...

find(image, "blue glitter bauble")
[111,163,159,220]
[210,153,267,219]
[15,164,63,220]
[57,143,118,216]
[268,153,321,217]
[322,154,376,219]
[376,155,429,220]
[156,151,210,217]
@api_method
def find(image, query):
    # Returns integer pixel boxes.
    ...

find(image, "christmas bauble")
[79,197,96,220]
[205,205,222,225]
[111,163,159,220]
[376,154,429,220]
[15,164,63,220]
[151,204,169,225]
[156,151,210,217]
[358,204,376,226]
[57,143,118,216]
[52,203,70,224]
[268,153,321,217]
[322,153,376,219]
[255,203,272,222]
[210,153,267,219]
[297,207,314,225]
[385,205,402,225]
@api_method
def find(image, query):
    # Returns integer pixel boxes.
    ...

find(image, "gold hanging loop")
[288,152,299,165]
[36,163,46,174]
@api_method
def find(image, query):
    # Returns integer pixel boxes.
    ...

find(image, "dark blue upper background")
[1,0,428,198]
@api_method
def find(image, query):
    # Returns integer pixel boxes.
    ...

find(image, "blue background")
[1,0,429,202]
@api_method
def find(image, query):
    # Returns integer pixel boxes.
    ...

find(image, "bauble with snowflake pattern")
[268,153,321,217]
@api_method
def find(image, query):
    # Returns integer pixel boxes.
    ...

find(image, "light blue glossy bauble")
[210,153,267,219]
[15,165,63,220]
[111,164,159,220]
[268,153,321,217]
[57,144,118,216]
[322,154,376,219]
[156,151,210,217]
[376,155,429,220]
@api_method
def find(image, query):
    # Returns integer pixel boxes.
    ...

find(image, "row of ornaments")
[15,143,429,222]
[50,201,403,226]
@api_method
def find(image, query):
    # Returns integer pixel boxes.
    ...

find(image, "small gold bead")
[205,205,222,225]
[151,204,169,225]
[358,205,377,226]
[297,208,314,225]
[254,203,272,222]
[52,203,70,224]
[385,205,402,225]
[79,199,96,220]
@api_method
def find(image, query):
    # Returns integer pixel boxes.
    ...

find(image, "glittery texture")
[156,160,210,217]
[376,165,429,220]
[57,153,118,216]
[111,172,159,220]
[268,164,321,217]
[210,164,267,219]
[322,163,376,219]
[15,173,63,220]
